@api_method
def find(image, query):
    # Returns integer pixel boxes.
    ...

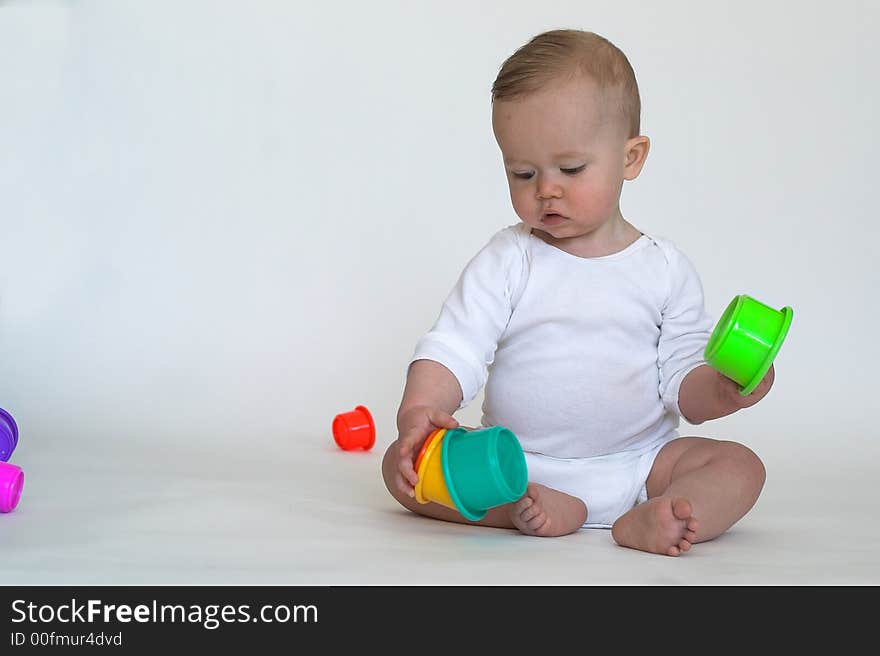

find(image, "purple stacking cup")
[0,408,18,462]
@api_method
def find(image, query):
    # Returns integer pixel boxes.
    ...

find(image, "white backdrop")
[1,0,878,478]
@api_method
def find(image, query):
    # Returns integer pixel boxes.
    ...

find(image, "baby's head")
[491,30,650,242]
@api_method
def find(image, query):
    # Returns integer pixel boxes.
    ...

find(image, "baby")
[381,29,770,556]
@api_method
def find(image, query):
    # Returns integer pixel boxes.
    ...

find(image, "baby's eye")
[512,171,534,180]
[560,165,586,175]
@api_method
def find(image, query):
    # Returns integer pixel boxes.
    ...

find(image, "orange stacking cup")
[414,429,456,510]
[332,405,376,451]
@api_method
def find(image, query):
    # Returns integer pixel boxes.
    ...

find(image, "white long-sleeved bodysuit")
[411,223,714,460]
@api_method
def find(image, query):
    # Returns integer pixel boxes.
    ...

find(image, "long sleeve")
[411,227,526,409]
[656,242,714,417]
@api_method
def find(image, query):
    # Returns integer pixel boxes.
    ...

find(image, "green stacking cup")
[441,426,528,521]
[704,294,793,396]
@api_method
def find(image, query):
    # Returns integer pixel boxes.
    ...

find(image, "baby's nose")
[535,174,563,199]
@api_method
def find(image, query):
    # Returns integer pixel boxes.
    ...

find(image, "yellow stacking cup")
[414,429,456,510]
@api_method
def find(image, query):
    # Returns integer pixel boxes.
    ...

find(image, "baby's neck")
[534,215,642,259]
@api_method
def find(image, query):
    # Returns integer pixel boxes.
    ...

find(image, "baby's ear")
[624,135,650,180]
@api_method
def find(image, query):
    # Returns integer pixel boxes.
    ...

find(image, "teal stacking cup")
[440,426,528,521]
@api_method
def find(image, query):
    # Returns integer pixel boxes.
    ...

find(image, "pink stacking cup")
[0,461,24,513]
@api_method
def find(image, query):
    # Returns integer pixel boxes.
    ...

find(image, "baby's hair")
[491,29,641,138]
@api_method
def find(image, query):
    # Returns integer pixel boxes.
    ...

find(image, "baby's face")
[492,76,634,241]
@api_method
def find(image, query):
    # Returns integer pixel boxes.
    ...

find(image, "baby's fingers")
[396,442,419,492]
[395,468,416,498]
[427,408,460,430]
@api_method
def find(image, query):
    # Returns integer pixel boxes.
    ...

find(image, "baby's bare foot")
[508,483,587,537]
[611,496,699,556]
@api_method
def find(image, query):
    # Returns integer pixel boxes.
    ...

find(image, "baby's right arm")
[394,226,524,497]
[393,359,462,498]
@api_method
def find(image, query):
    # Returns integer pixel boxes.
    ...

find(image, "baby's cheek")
[511,193,538,222]
[574,186,617,217]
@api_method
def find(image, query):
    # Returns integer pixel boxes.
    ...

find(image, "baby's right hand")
[395,406,459,498]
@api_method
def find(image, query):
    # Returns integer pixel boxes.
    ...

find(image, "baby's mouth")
[541,212,567,224]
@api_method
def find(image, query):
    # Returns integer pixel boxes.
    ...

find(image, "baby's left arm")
[678,363,775,425]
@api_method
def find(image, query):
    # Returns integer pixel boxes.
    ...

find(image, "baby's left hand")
[718,364,775,410]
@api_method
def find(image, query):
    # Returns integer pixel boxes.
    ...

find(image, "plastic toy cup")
[414,428,442,473]
[0,461,24,513]
[0,408,18,462]
[414,429,457,510]
[704,294,794,396]
[332,405,376,451]
[441,426,528,521]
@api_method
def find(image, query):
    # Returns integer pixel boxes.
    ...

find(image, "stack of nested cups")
[0,408,24,513]
[414,425,528,521]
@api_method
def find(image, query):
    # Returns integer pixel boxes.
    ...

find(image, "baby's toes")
[684,528,698,543]
[519,500,543,523]
[671,497,693,521]
[678,538,692,553]
[524,507,549,531]
[530,514,553,535]
[513,496,534,515]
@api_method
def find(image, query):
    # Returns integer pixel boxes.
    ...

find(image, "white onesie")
[411,223,714,526]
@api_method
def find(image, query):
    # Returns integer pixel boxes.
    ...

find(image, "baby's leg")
[382,441,585,535]
[611,437,765,556]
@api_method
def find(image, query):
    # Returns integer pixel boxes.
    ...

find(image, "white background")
[1,1,878,493]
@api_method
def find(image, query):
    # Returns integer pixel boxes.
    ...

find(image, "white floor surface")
[2,433,878,586]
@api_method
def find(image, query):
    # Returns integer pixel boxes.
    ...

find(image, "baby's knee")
[721,441,766,487]
[380,441,400,493]
[381,440,416,507]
